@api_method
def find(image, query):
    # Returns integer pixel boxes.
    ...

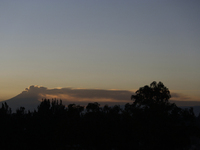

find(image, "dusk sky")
[0,1,200,105]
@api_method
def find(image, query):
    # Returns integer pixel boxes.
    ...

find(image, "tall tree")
[130,81,196,149]
[131,81,171,108]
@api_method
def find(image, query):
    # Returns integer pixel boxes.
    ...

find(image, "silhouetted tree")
[68,104,84,113]
[0,102,11,116]
[37,99,51,116]
[131,81,171,108]
[129,81,196,149]
[103,104,111,114]
[110,105,121,114]
[86,102,100,112]
[16,107,26,115]
[67,103,84,118]
[51,99,66,117]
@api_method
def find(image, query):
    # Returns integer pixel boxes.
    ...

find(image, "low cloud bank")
[23,85,134,103]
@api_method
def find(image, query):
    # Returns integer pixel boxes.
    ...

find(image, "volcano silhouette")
[0,86,42,112]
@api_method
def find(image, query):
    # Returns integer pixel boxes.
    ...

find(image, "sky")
[0,0,200,105]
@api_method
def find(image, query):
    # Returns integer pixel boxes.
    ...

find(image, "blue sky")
[0,0,200,103]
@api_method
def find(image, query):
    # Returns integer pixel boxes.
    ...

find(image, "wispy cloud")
[171,92,191,100]
[170,91,200,106]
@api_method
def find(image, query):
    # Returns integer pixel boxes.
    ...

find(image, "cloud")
[170,92,191,100]
[170,92,200,106]
[22,85,134,105]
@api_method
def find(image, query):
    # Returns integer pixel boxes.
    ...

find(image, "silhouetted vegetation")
[0,82,200,149]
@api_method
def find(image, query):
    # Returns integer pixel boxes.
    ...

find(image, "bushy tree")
[86,102,100,112]
[129,81,196,149]
[131,81,171,108]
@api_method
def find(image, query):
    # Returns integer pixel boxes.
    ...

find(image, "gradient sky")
[0,0,200,103]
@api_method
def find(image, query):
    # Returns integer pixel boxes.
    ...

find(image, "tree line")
[0,81,200,150]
